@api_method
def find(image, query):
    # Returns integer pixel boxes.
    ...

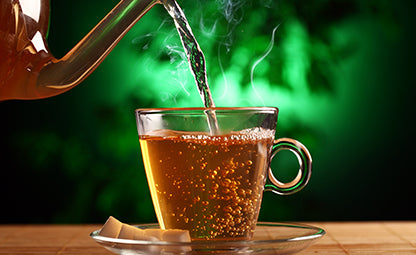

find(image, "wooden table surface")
[0,222,415,254]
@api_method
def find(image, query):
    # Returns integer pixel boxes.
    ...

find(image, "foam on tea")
[139,128,274,240]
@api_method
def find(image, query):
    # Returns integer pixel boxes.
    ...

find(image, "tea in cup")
[136,107,312,241]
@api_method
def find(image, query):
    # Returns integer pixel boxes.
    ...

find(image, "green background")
[1,0,415,223]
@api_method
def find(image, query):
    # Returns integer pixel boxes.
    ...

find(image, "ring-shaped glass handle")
[265,138,312,195]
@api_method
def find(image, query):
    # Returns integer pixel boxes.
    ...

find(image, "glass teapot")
[0,0,161,101]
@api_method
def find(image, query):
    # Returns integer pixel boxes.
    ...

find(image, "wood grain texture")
[0,222,415,254]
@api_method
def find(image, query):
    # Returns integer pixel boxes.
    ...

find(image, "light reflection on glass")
[19,0,41,23]
[31,31,48,53]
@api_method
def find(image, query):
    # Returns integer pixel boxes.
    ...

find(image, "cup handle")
[265,138,312,195]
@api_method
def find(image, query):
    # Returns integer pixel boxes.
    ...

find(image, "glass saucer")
[90,222,325,254]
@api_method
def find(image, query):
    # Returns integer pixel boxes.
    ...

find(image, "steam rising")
[214,0,247,103]
[216,0,245,24]
[215,0,246,51]
[132,0,280,107]
[165,44,191,97]
[250,25,279,106]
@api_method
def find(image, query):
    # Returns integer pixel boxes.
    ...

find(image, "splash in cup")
[135,107,312,241]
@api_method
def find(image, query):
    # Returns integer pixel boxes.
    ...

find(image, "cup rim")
[135,106,278,115]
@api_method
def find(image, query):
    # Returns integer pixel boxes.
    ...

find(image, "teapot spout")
[37,0,160,98]
[0,0,160,100]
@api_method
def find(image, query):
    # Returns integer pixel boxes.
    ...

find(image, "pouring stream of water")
[162,0,219,134]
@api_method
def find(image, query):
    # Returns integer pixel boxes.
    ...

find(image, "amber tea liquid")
[140,129,274,240]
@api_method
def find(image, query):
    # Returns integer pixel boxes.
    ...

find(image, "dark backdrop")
[1,0,415,223]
